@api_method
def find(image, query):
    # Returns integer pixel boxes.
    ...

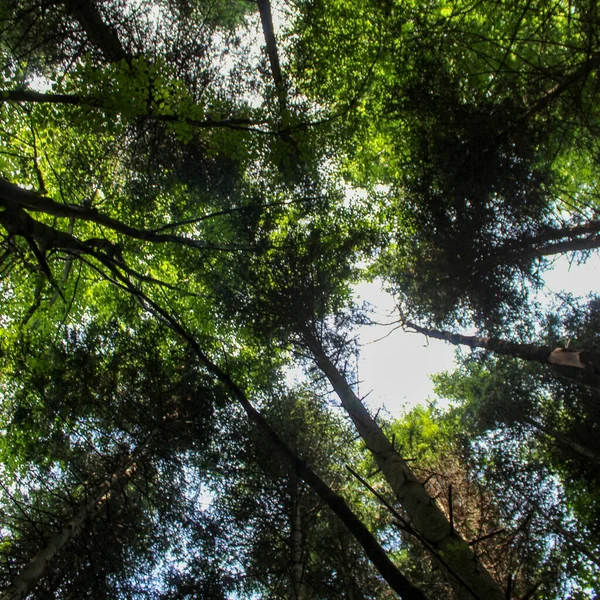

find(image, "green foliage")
[294,0,600,328]
[432,298,600,595]
[1,0,600,596]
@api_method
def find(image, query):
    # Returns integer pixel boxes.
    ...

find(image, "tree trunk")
[136,293,431,600]
[257,0,287,116]
[302,330,506,600]
[289,473,307,600]
[62,0,129,62]
[524,416,600,465]
[404,320,600,380]
[1,438,152,600]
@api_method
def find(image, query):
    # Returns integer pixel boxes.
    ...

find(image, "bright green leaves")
[69,55,207,131]
[292,0,600,329]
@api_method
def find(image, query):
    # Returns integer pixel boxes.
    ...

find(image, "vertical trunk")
[1,439,150,600]
[289,473,307,600]
[256,0,287,116]
[405,320,600,380]
[303,331,505,600]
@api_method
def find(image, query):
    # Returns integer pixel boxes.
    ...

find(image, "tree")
[380,405,561,599]
[294,0,600,328]
[1,0,600,597]
[402,318,600,387]
[210,389,394,599]
[432,298,600,596]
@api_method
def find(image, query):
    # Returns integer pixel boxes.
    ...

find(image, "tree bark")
[132,292,431,600]
[289,473,307,600]
[257,0,287,116]
[302,330,506,600]
[62,0,130,62]
[0,439,151,600]
[404,320,600,378]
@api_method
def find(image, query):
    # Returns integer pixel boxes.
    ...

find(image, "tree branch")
[0,178,252,252]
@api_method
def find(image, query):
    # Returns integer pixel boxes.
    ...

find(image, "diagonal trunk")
[134,292,431,600]
[501,220,600,250]
[0,437,153,600]
[62,0,130,62]
[405,320,600,381]
[523,416,600,465]
[302,330,505,600]
[523,53,600,121]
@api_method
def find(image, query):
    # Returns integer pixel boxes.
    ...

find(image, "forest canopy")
[0,0,599,598]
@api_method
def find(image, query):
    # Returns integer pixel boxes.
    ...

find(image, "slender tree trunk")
[302,330,506,600]
[0,439,151,600]
[256,0,287,117]
[523,416,600,465]
[213,364,430,600]
[135,293,431,600]
[289,473,307,600]
[405,320,600,379]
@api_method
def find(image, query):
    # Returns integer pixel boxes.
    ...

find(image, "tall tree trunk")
[62,0,130,62]
[404,320,600,381]
[302,330,506,600]
[1,438,152,600]
[289,473,307,600]
[257,0,286,116]
[135,292,431,600]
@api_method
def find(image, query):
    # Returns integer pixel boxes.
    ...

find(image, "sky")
[354,254,600,416]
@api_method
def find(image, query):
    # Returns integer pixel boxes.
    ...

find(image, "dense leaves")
[1,0,599,598]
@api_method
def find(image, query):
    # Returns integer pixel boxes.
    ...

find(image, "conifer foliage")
[0,0,599,598]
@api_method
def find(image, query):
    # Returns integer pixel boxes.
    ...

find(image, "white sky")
[355,254,600,416]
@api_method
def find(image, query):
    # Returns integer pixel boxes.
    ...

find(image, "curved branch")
[0,178,252,252]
